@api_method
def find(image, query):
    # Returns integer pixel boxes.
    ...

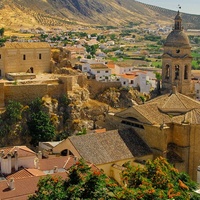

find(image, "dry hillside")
[0,0,200,30]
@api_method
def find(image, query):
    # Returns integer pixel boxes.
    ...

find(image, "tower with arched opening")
[162,11,193,95]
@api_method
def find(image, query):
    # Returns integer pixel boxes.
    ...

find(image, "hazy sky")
[136,0,200,15]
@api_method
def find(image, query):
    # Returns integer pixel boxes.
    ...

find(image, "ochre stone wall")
[0,83,5,107]
[4,84,48,104]
[87,79,121,98]
[0,43,51,77]
[47,84,64,99]
[2,74,85,105]
[189,124,200,180]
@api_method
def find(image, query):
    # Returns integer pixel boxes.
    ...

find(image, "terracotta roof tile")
[6,169,35,180]
[120,73,138,79]
[107,62,115,69]
[0,172,68,200]
[38,155,75,171]
[0,146,36,159]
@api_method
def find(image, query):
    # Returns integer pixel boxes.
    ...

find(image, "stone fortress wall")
[0,75,86,106]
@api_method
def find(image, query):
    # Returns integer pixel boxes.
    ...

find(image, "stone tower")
[162,11,193,95]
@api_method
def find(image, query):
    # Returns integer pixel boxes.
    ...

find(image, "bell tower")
[162,11,193,95]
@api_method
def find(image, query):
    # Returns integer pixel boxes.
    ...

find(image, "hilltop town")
[1,3,200,199]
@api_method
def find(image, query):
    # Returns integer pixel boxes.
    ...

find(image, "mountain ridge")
[0,0,199,30]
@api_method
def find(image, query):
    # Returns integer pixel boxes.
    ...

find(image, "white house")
[115,64,134,74]
[90,63,111,82]
[0,146,36,174]
[74,58,106,73]
[118,70,156,93]
[119,73,138,88]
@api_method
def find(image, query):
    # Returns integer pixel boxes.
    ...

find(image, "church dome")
[164,30,190,47]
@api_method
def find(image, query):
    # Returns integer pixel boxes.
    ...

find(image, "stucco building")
[114,11,200,181]
[0,42,51,77]
[52,129,153,184]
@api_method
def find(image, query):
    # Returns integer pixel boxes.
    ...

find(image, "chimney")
[9,178,15,190]
[0,150,4,157]
[7,153,12,174]
[14,150,18,171]
[53,166,58,173]
[0,150,4,165]
[38,151,42,159]
[34,157,39,169]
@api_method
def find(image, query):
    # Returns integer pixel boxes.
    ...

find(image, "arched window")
[61,149,74,156]
[165,65,170,79]
[175,21,181,30]
[184,65,188,79]
[175,65,179,80]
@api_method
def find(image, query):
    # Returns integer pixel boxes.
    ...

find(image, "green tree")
[65,159,117,199]
[120,157,200,200]
[0,28,4,37]
[85,44,99,56]
[5,100,23,124]
[29,158,200,200]
[28,175,66,200]
[27,111,55,146]
[30,159,118,200]
[27,98,55,146]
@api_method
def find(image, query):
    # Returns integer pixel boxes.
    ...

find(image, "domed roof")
[164,30,190,47]
[175,11,182,20]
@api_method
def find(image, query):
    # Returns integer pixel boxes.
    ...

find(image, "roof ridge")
[176,93,188,109]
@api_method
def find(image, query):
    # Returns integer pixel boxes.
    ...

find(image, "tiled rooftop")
[69,129,152,165]
[0,146,36,159]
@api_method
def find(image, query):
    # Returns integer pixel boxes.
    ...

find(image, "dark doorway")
[30,67,34,73]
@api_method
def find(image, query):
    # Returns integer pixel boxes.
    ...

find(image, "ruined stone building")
[115,11,200,181]
[0,42,51,77]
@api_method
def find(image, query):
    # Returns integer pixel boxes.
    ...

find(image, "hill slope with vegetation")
[0,0,200,29]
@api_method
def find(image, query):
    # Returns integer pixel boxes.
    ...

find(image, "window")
[121,120,144,129]
[97,71,100,73]
[0,54,1,59]
[39,53,42,59]
[184,65,188,79]
[105,70,109,73]
[123,81,126,85]
[175,65,179,80]
[130,80,134,84]
[197,90,199,94]
[165,65,170,79]
[23,54,26,60]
